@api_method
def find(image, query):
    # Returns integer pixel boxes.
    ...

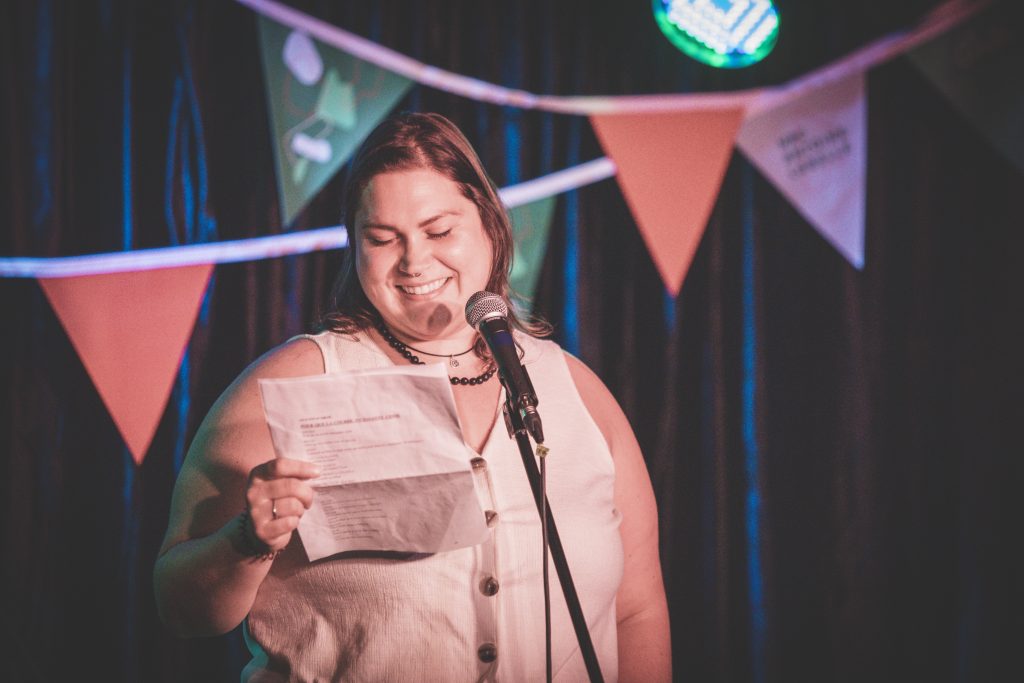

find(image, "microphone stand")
[501,387,605,683]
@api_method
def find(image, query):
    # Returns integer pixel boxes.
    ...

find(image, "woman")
[154,113,670,681]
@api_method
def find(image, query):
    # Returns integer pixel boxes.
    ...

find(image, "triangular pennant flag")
[590,109,746,295]
[38,264,213,464]
[258,18,413,225]
[737,73,867,268]
[907,1,1024,173]
[508,196,557,309]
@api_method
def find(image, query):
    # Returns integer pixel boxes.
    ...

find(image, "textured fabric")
[243,330,623,682]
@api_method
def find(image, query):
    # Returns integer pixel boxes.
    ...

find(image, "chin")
[392,302,461,338]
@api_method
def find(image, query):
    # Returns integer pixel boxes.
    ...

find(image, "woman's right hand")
[244,457,321,553]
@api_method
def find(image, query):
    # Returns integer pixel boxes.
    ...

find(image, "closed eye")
[362,230,396,246]
[427,228,452,240]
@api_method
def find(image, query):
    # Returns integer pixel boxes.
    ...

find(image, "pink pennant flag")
[737,73,867,268]
[591,109,746,295]
[38,264,213,464]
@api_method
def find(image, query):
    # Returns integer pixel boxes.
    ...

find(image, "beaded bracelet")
[238,508,281,561]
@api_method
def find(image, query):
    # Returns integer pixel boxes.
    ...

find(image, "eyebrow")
[360,210,462,232]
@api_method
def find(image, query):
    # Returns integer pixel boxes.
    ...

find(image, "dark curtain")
[2,1,1021,681]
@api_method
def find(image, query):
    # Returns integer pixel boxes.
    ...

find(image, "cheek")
[356,248,386,282]
[353,251,369,286]
[476,240,497,285]
[447,244,489,283]
[354,253,387,301]
[483,246,498,282]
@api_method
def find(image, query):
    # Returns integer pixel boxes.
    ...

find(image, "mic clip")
[501,387,544,443]
[502,401,517,439]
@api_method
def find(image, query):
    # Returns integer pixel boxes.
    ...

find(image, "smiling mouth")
[397,277,450,295]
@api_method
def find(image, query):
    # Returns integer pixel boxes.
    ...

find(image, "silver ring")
[271,500,278,520]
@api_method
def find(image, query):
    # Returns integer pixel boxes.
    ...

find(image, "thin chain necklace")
[376,321,496,386]
[400,339,474,367]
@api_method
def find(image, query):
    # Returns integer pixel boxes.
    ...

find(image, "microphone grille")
[465,291,508,328]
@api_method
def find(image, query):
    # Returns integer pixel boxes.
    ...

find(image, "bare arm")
[566,354,672,683]
[153,339,323,637]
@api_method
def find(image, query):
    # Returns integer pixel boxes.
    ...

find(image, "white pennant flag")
[738,73,867,268]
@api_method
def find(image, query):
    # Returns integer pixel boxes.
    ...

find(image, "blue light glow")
[741,166,765,682]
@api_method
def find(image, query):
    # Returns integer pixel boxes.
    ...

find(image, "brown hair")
[319,112,550,347]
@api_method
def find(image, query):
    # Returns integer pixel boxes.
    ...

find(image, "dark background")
[2,1,1021,681]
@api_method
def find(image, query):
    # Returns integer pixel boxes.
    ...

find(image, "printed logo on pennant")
[258,18,413,225]
[737,73,867,268]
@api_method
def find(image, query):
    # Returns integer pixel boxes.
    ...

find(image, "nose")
[398,235,431,276]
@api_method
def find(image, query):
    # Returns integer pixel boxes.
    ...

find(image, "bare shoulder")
[206,338,325,430]
[226,336,325,400]
[247,336,325,380]
[195,337,325,465]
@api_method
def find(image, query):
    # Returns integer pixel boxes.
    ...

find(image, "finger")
[251,514,302,548]
[265,496,307,521]
[250,458,321,482]
[253,497,309,531]
[247,479,316,510]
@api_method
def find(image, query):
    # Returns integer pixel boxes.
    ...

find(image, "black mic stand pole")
[501,386,605,683]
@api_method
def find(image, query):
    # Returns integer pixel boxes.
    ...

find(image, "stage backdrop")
[1,1,1021,682]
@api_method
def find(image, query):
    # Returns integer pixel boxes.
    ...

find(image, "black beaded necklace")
[376,321,497,386]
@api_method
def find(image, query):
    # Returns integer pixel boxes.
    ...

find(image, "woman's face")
[354,168,493,343]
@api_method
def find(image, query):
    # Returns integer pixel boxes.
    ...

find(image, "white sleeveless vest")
[243,330,623,682]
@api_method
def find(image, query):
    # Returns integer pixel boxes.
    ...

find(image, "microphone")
[465,291,544,443]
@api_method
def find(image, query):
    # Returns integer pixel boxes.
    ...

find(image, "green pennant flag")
[508,196,557,310]
[258,18,413,225]
[907,1,1024,173]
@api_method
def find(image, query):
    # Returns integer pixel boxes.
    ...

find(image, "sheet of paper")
[258,363,488,561]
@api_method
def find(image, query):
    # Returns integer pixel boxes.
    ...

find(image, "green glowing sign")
[653,0,780,68]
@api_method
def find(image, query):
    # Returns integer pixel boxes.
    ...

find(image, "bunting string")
[236,0,988,115]
[0,158,617,278]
